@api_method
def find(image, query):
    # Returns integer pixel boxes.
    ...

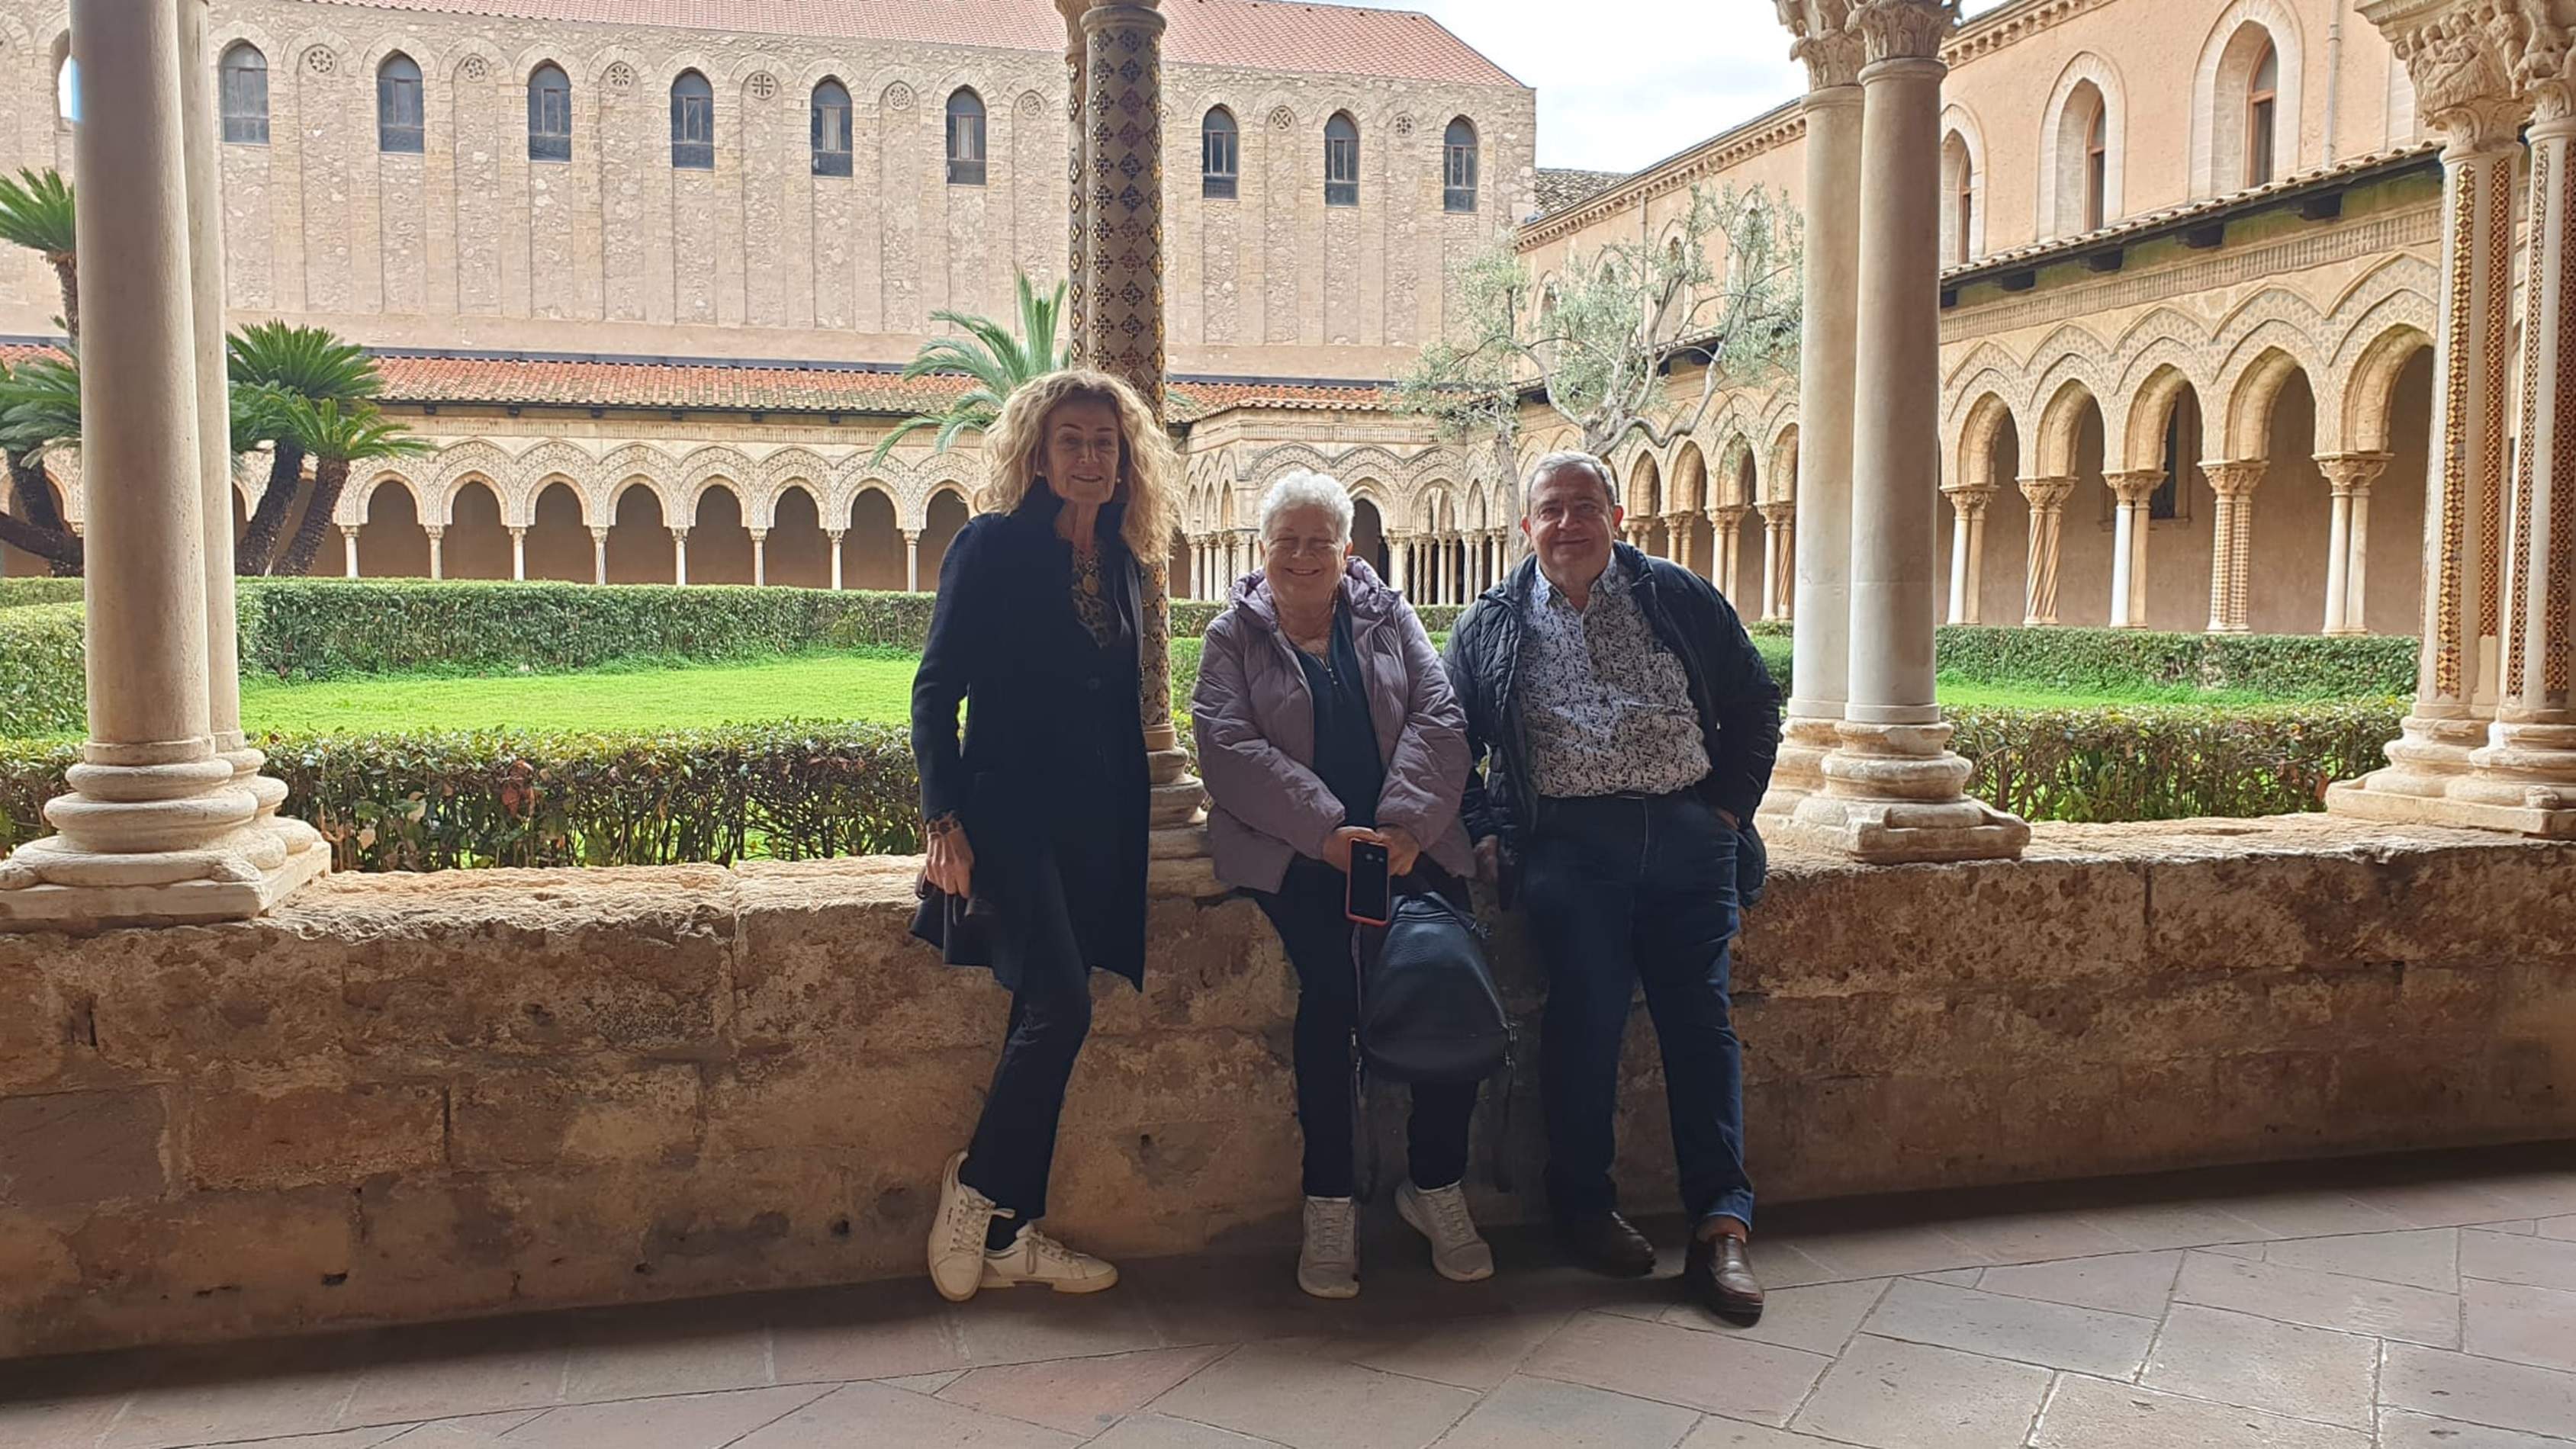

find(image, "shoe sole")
[979,1265,1121,1294]
[1298,1274,1359,1300]
[931,1274,982,1305]
[1396,1192,1495,1284]
[1701,1292,1764,1325]
[928,1150,985,1304]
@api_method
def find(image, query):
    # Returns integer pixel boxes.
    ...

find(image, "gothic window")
[1941,131,1975,264]
[946,88,986,185]
[1324,111,1359,207]
[1201,108,1238,199]
[53,48,76,127]
[812,79,852,177]
[671,70,714,169]
[2156,393,2200,520]
[2085,104,2108,230]
[2246,40,2279,185]
[1443,117,1478,212]
[527,63,571,162]
[377,53,425,154]
[219,43,269,144]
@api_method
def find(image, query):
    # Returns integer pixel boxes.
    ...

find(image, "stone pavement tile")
[2262,1229,2459,1292]
[1976,1250,2182,1317]
[1085,1413,1290,1449]
[1789,1334,2052,1449]
[1733,1243,1841,1291]
[98,1367,368,1449]
[2351,1182,2541,1231]
[765,1291,970,1384]
[1344,1309,1574,1391]
[373,1414,545,1447]
[951,1284,1172,1367]
[499,1386,830,1448]
[2217,1192,2410,1241]
[1909,1269,1982,1287]
[0,1395,127,1449]
[1774,1226,1989,1283]
[1863,1277,2159,1377]
[1430,1373,1701,1449]
[1939,1213,2141,1264]
[2141,1303,2378,1428]
[1660,1277,1889,1357]
[1125,1255,1374,1348]
[937,1345,1230,1437]
[2473,1222,2542,1236]
[2028,1374,2368,1449]
[1519,1310,1829,1425]
[335,1324,570,1427]
[2075,1202,2279,1251]
[2462,1279,2576,1374]
[558,1324,772,1402]
[2544,1217,2576,1242]
[1677,1420,1854,1449]
[881,1370,967,1393]
[1145,1342,1477,1449]
[2379,1343,2576,1441]
[2172,1251,2461,1348]
[2463,1229,2576,1293]
[2377,1406,2576,1449]
[191,1428,415,1449]
[728,1380,1082,1449]
[2205,1242,2272,1261]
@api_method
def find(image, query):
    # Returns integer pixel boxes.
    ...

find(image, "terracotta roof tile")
[1533,167,1627,214]
[306,0,1521,88]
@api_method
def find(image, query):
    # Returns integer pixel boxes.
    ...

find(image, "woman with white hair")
[1191,468,1489,1299]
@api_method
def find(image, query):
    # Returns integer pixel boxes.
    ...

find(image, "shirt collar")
[1532,554,1626,612]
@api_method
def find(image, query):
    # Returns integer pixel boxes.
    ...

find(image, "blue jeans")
[1520,790,1754,1232]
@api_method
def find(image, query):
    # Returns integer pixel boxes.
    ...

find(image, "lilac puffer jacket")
[1191,558,1474,893]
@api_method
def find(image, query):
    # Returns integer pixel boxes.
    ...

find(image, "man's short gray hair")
[1259,469,1354,542]
[1524,450,1616,510]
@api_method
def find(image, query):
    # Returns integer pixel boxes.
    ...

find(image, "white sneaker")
[982,1223,1120,1293]
[1397,1179,1494,1283]
[928,1150,999,1303]
[1298,1196,1360,1299]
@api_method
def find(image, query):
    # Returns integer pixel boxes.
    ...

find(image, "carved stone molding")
[2369,0,2539,146]
[2317,451,2394,496]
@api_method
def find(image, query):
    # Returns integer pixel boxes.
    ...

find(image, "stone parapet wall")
[2,817,2569,1359]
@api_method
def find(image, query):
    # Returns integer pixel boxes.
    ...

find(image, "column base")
[1756,713,1841,825]
[2329,712,2489,802]
[1145,769,1224,898]
[1769,719,2031,864]
[223,739,330,864]
[2321,779,2576,838]
[0,829,328,929]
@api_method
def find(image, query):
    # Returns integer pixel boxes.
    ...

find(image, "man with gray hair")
[1442,448,1780,1323]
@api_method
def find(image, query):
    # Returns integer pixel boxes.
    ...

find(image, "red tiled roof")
[307,0,1522,88]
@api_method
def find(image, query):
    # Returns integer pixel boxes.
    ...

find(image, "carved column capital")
[422,525,445,541]
[2315,451,2394,496]
[665,526,687,541]
[1709,503,1748,528]
[589,527,612,543]
[2203,461,2267,498]
[2017,474,2078,511]
[825,529,845,543]
[1847,0,1958,66]
[1941,480,1998,514]
[2369,0,2541,146]
[507,525,527,539]
[1759,498,1799,524]
[2104,467,2166,504]
[1777,0,1867,88]
[748,529,768,542]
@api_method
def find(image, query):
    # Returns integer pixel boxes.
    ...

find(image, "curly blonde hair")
[980,368,1179,561]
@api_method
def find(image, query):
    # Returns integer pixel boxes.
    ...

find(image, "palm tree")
[272,397,429,577]
[0,169,77,336]
[0,349,82,575]
[870,272,1067,464]
[227,322,383,574]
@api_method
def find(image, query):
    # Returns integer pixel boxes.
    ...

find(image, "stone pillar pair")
[2330,0,2576,836]
[1940,480,1994,625]
[2198,461,2264,634]
[1760,500,1796,621]
[1764,0,2027,863]
[1710,503,1746,599]
[3,0,326,927]
[2317,452,2389,635]
[2102,469,2160,628]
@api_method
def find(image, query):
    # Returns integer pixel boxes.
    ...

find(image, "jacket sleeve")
[1189,612,1349,860]
[1698,577,1783,824]
[1442,602,1502,845]
[1374,599,1468,847]
[909,518,987,824]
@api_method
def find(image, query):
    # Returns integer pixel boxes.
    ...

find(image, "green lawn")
[228,648,2320,735]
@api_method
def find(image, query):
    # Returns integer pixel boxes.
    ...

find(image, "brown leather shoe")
[1686,1232,1764,1324]
[1555,1212,1656,1277]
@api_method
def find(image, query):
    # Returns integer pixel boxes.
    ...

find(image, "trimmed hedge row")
[0,699,2405,869]
[0,578,83,609]
[1931,625,2416,700]
[0,604,84,739]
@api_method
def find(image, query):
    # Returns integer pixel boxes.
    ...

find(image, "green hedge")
[0,604,84,739]
[1931,625,2416,700]
[1953,701,2401,823]
[0,578,83,609]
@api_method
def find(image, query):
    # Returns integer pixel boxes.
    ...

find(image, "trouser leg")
[960,853,1094,1224]
[1521,802,1644,1222]
[1633,795,1754,1230]
[1255,859,1362,1199]
[1406,1078,1478,1191]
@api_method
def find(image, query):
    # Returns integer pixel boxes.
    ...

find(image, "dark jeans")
[959,841,1097,1223]
[1250,856,1478,1199]
[1521,791,1753,1232]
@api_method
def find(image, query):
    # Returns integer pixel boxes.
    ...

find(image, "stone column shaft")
[426,526,445,581]
[342,527,360,580]
[2105,468,2163,628]
[510,527,528,582]
[2018,475,2076,626]
[2317,453,2389,635]
[590,527,609,586]
[1942,482,1993,625]
[827,529,844,591]
[670,528,687,586]
[2201,462,2265,633]
[904,529,922,592]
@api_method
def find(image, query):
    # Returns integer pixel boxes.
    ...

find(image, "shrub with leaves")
[0,578,82,609]
[1951,701,2401,824]
[0,602,83,737]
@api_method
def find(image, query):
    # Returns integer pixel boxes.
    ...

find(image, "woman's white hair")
[1258,469,1354,543]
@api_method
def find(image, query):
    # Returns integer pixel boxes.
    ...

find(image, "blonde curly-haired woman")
[911,368,1179,1303]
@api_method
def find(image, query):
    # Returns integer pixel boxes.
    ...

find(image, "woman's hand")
[1320,825,1381,874]
[1378,825,1423,879]
[925,820,976,897]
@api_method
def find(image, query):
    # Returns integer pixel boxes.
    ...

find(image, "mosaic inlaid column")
[1057,0,1090,370]
[2450,64,2576,835]
[2198,461,2265,633]
[2018,475,2076,626]
[1781,0,2026,863]
[1764,0,1862,824]
[2105,467,2163,628]
[590,526,609,586]
[1941,481,1993,625]
[2331,0,2526,817]
[2316,452,2390,635]
[3,0,310,926]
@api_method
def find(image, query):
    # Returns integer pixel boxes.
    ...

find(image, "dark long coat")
[908,490,1152,988]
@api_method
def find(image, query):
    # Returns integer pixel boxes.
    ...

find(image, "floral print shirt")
[1518,555,1711,799]
[1069,546,1116,649]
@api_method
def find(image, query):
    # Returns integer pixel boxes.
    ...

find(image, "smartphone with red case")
[1346,840,1393,926]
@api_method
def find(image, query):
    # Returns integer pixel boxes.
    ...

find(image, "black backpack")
[1356,892,1510,1084]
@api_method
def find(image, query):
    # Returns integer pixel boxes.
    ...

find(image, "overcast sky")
[1345,0,1996,174]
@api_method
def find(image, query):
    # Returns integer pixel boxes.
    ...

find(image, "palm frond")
[227,320,384,403]
[0,169,74,258]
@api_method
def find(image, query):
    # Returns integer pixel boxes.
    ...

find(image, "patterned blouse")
[1519,555,1711,799]
[1069,546,1116,649]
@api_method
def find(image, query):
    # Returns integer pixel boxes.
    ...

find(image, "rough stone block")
[703,1049,992,1165]
[1058,1030,1296,1130]
[0,960,76,1091]
[0,1213,79,1351]
[1743,854,2151,993]
[732,857,1004,1055]
[186,1083,445,1191]
[59,1186,353,1348]
[69,921,346,1075]
[0,1088,168,1208]
[451,1063,702,1171]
